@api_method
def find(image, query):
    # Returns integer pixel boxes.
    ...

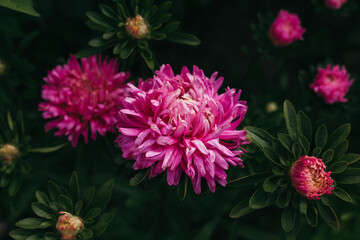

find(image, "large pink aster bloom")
[116,64,249,194]
[310,64,354,104]
[269,10,306,47]
[325,0,347,10]
[290,156,334,200]
[39,55,130,147]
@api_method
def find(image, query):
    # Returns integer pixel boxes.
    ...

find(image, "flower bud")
[125,14,149,39]
[266,101,278,113]
[269,10,306,47]
[290,156,334,200]
[56,212,83,240]
[310,64,354,104]
[325,0,347,10]
[0,144,19,165]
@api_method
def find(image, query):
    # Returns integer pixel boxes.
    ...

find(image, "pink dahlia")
[39,55,130,147]
[116,64,249,194]
[310,64,354,104]
[290,156,334,200]
[325,0,347,10]
[269,10,306,47]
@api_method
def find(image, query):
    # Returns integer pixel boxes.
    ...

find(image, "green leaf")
[0,0,40,17]
[313,147,321,157]
[86,207,102,219]
[139,47,155,69]
[316,201,340,229]
[278,178,289,188]
[35,191,50,206]
[31,202,56,219]
[263,147,281,167]
[276,190,291,208]
[281,205,297,232]
[82,186,95,210]
[58,195,73,213]
[102,31,116,40]
[227,172,269,187]
[333,187,352,202]
[333,140,348,161]
[20,160,32,174]
[120,44,134,60]
[326,123,351,149]
[297,111,312,141]
[99,4,119,21]
[88,38,115,47]
[272,165,285,175]
[328,161,348,174]
[79,229,93,239]
[160,21,180,33]
[0,173,11,187]
[166,32,201,46]
[44,232,58,240]
[8,172,21,196]
[229,200,254,218]
[292,142,302,160]
[86,11,115,29]
[75,201,83,216]
[151,31,167,40]
[277,133,293,152]
[283,100,299,140]
[26,233,44,240]
[15,218,44,229]
[322,149,334,164]
[30,143,67,153]
[263,176,278,193]
[245,126,274,150]
[315,124,327,148]
[340,153,360,165]
[93,179,114,210]
[336,168,360,184]
[91,222,108,238]
[47,181,61,202]
[137,40,148,49]
[7,111,14,131]
[177,176,188,201]
[249,188,274,209]
[299,134,310,155]
[98,212,115,224]
[129,170,149,186]
[70,171,80,201]
[9,229,34,240]
[156,1,172,15]
[306,203,318,227]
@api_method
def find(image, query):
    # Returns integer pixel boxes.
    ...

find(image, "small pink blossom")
[325,0,347,10]
[116,64,249,194]
[56,211,83,240]
[269,10,306,47]
[310,64,354,104]
[39,55,130,147]
[290,156,334,200]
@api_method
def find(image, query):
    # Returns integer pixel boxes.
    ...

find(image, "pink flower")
[325,0,347,10]
[290,156,334,200]
[39,55,130,147]
[269,10,306,47]
[116,64,249,194]
[56,211,83,240]
[310,64,354,104]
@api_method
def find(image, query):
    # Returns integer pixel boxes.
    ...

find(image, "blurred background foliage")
[0,0,360,239]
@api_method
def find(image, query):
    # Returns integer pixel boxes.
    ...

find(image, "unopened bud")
[125,14,149,39]
[56,212,83,240]
[0,144,19,165]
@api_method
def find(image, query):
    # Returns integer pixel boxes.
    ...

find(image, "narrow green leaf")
[30,143,67,153]
[151,31,167,40]
[26,233,43,240]
[333,140,348,161]
[166,32,201,46]
[276,190,291,208]
[177,176,188,201]
[15,218,44,229]
[79,228,93,239]
[8,172,21,196]
[313,147,321,157]
[129,170,149,186]
[82,186,95,210]
[103,31,116,40]
[139,47,155,69]
[47,181,61,202]
[31,202,56,219]
[75,201,83,216]
[245,126,274,150]
[297,111,312,141]
[281,205,297,232]
[160,21,180,33]
[315,124,328,148]
[58,195,73,213]
[35,191,50,206]
[328,161,348,174]
[70,171,80,201]
[44,232,58,240]
[91,222,108,238]
[7,111,14,131]
[120,44,134,59]
[249,188,274,209]
[227,172,269,187]
[85,207,102,219]
[9,229,34,240]
[333,187,352,202]
[0,0,40,17]
[0,173,10,187]
[98,212,115,224]
[316,202,340,229]
[340,153,360,165]
[88,38,115,47]
[20,160,32,174]
[326,124,351,149]
[277,133,293,152]
[306,203,318,227]
[322,149,334,164]
[229,200,254,218]
[86,11,115,29]
[99,4,119,21]
[263,147,281,167]
[137,40,148,49]
[292,142,302,160]
[278,178,289,188]
[299,134,310,155]
[336,168,360,184]
[263,176,278,193]
[283,100,299,140]
[272,165,285,175]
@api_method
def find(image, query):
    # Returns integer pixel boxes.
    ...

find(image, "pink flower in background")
[325,0,347,10]
[290,156,334,200]
[116,64,249,194]
[310,64,354,104]
[39,55,130,147]
[269,10,306,47]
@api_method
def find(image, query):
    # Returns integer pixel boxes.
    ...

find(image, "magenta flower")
[310,64,354,104]
[269,10,306,47]
[116,64,249,194]
[290,156,334,200]
[325,0,347,10]
[39,55,130,147]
